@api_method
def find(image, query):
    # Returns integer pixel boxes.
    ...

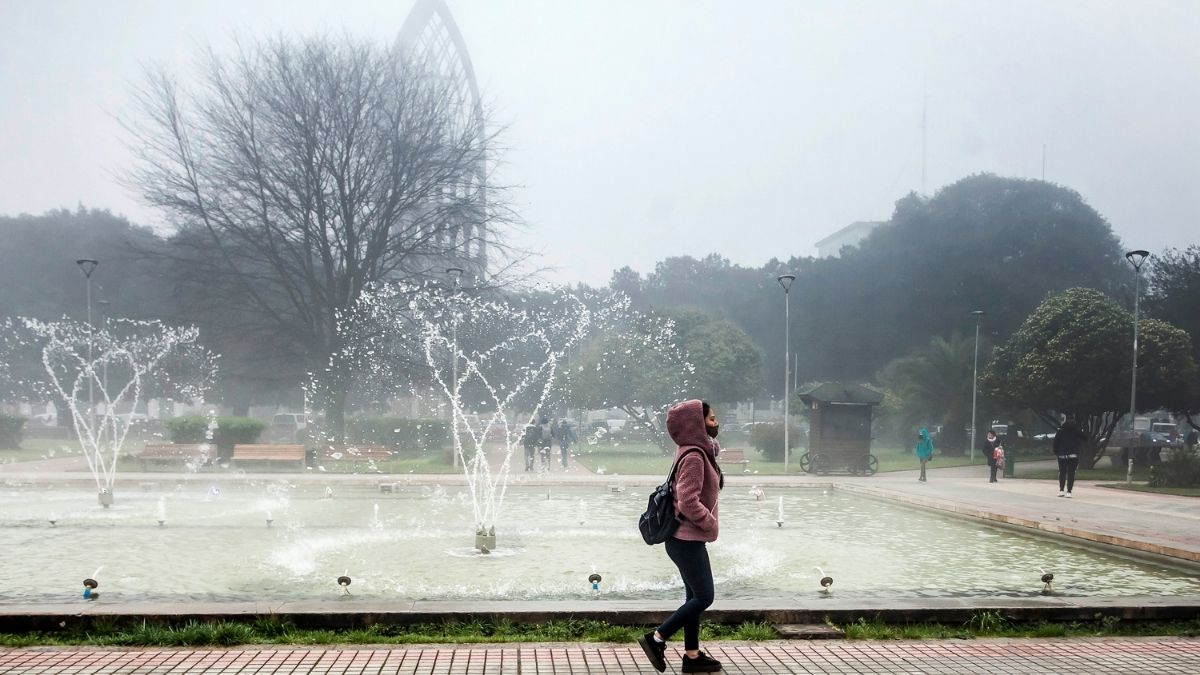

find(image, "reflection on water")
[1,482,1197,604]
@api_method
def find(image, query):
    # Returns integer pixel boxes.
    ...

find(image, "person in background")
[557,419,577,468]
[1053,417,1086,497]
[915,428,934,482]
[983,429,1003,483]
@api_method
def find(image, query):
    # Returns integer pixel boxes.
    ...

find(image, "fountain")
[339,284,597,551]
[20,318,214,507]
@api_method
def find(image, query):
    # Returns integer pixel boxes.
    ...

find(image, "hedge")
[165,416,265,457]
[751,422,806,462]
[0,414,26,449]
[1150,447,1200,488]
[346,416,450,452]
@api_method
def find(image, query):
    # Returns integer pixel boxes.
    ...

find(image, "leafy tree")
[564,318,690,448]
[1145,246,1200,422]
[0,207,169,322]
[878,333,985,454]
[983,288,1197,467]
[602,176,1129,393]
[123,35,509,438]
[793,175,1127,380]
[664,309,764,406]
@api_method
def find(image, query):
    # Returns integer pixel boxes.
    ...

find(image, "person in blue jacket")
[915,428,934,482]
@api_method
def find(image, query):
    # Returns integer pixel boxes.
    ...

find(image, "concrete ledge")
[2,596,1198,633]
[835,482,1200,565]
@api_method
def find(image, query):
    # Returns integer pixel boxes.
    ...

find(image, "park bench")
[722,448,751,471]
[232,444,305,471]
[138,443,213,470]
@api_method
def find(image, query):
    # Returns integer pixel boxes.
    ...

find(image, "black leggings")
[657,538,714,650]
[1057,455,1079,492]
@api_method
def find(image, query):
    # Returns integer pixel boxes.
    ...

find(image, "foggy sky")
[1,0,1197,286]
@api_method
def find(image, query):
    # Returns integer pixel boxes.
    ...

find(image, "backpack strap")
[667,446,710,485]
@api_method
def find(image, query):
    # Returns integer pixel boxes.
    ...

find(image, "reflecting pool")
[1,482,1197,604]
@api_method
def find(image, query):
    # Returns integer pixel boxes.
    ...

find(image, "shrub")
[346,416,449,451]
[1149,447,1200,488]
[0,413,26,448]
[164,416,266,457]
[751,422,805,461]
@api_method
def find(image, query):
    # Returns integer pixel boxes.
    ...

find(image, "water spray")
[776,496,784,528]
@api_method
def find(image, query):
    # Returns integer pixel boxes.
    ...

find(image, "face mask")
[707,423,719,439]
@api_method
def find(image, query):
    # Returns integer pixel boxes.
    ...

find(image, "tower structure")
[397,0,488,275]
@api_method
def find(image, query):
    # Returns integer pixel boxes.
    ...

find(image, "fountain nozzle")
[1039,568,1055,593]
[814,567,833,592]
[588,573,602,592]
[82,578,99,599]
[337,575,352,595]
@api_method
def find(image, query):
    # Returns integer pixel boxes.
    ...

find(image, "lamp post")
[446,267,465,470]
[969,310,985,461]
[1125,250,1149,482]
[76,259,99,430]
[777,274,796,473]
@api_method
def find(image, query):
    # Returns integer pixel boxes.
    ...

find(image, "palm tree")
[879,333,987,455]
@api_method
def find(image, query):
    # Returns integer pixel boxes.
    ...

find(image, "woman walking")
[638,399,725,673]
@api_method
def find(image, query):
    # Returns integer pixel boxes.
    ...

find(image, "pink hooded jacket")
[666,399,723,542]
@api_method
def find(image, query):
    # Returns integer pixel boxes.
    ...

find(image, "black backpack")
[638,447,706,545]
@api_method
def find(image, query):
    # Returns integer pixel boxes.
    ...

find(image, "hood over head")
[919,427,930,440]
[1062,418,1079,431]
[666,399,714,454]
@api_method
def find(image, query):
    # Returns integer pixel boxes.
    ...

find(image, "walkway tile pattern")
[3,638,1199,674]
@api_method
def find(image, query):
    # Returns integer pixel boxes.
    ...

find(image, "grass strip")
[1,615,1197,647]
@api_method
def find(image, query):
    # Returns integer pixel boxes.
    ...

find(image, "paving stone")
[2,638,1199,674]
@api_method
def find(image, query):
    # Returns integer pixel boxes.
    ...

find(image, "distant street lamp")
[97,299,111,401]
[777,274,796,473]
[1118,249,1147,480]
[969,310,985,461]
[76,259,99,430]
[446,267,465,470]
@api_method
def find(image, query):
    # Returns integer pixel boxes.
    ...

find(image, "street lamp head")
[76,259,99,278]
[1125,250,1150,270]
[776,274,796,292]
[970,310,985,317]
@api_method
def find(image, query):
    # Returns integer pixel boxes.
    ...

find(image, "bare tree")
[123,35,513,436]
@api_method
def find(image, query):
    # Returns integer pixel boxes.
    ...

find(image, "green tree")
[564,312,692,442]
[1145,246,1200,423]
[878,333,984,454]
[983,288,1197,467]
[666,309,765,405]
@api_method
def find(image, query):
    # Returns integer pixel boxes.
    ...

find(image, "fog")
[1,0,1197,285]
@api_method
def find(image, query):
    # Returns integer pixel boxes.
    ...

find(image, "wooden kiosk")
[797,382,884,475]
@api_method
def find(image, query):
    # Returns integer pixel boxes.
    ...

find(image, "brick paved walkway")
[3,638,1199,674]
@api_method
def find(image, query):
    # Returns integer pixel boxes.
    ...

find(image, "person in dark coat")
[638,399,724,674]
[1053,417,1087,497]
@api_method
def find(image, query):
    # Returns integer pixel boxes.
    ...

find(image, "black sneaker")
[681,650,722,673]
[638,632,666,672]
